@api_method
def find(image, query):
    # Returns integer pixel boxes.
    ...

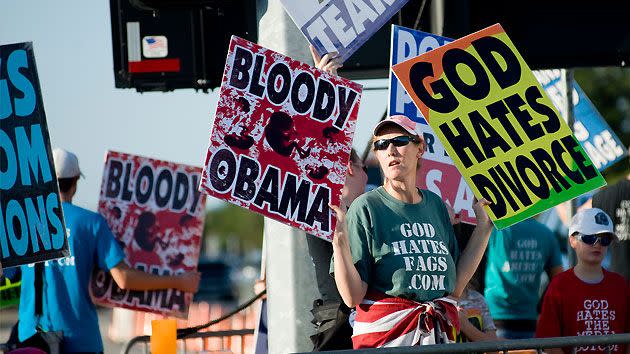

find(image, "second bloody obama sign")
[200,36,362,241]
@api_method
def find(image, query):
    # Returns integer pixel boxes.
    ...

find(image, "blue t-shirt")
[484,218,562,321]
[19,202,125,352]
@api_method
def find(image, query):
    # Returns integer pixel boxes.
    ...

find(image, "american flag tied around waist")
[352,290,460,349]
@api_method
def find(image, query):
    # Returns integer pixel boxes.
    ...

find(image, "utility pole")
[257,1,320,353]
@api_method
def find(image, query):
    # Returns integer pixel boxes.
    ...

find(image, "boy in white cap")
[536,208,629,353]
[17,148,200,353]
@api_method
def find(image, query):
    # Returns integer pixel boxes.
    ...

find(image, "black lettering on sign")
[409,61,458,114]
[550,139,585,184]
[209,148,237,193]
[172,172,190,211]
[504,93,544,142]
[253,165,281,213]
[492,161,532,209]
[438,117,485,168]
[233,154,261,202]
[103,158,200,213]
[514,155,549,200]
[278,172,311,224]
[249,53,266,98]
[469,110,511,159]
[488,167,520,212]
[189,174,202,215]
[530,148,571,193]
[471,173,506,218]
[472,36,521,90]
[154,169,173,208]
[306,184,330,233]
[442,48,490,101]
[121,162,134,201]
[290,71,316,114]
[487,100,524,147]
[312,78,336,122]
[105,159,123,198]
[560,135,598,180]
[334,86,359,130]
[229,46,254,90]
[524,85,561,135]
[266,62,291,105]
[135,165,154,205]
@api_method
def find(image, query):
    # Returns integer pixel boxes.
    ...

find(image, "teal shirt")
[333,187,459,302]
[484,218,562,320]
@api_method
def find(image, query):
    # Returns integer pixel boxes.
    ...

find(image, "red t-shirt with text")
[536,268,629,353]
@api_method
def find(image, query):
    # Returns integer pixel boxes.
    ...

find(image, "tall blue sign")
[0,42,68,267]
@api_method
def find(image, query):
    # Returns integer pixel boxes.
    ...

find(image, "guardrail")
[121,328,255,354]
[121,291,265,354]
[296,333,630,354]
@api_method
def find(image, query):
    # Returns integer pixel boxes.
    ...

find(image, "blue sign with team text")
[281,0,409,62]
[0,42,69,268]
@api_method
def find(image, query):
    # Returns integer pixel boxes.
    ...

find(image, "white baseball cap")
[568,208,617,239]
[52,148,83,179]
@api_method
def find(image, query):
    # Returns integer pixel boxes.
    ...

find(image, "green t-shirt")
[332,187,459,302]
[484,218,562,320]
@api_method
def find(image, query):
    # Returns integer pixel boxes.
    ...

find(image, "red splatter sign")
[90,151,206,318]
[200,36,362,241]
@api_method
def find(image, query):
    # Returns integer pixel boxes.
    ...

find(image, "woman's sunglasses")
[575,233,613,247]
[373,135,420,151]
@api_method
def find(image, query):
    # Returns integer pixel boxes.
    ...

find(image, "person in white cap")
[536,208,629,354]
[328,115,494,348]
[17,148,201,353]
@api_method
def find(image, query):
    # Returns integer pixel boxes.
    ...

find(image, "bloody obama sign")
[89,151,206,318]
[200,36,362,241]
[0,42,68,268]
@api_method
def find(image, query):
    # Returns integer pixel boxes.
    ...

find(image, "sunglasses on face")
[575,233,613,247]
[373,135,420,151]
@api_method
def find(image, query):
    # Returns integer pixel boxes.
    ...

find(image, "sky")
[0,0,388,211]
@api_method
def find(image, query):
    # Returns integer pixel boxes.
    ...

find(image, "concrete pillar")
[257,1,319,353]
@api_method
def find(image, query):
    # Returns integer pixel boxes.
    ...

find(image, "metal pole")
[257,2,319,352]
[562,69,578,267]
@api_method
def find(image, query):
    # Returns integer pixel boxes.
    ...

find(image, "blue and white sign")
[388,25,451,124]
[533,70,627,171]
[281,0,409,62]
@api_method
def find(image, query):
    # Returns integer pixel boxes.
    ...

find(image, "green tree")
[203,203,264,252]
[575,67,630,182]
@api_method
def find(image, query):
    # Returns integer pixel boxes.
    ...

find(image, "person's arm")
[330,204,368,308]
[458,313,498,341]
[110,261,200,293]
[310,45,342,75]
[453,199,493,298]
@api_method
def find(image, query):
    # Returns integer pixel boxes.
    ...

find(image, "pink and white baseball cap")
[372,115,420,137]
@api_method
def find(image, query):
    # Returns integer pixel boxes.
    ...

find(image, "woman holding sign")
[329,114,494,348]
